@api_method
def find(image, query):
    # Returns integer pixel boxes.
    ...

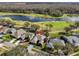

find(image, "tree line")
[0,7,79,17]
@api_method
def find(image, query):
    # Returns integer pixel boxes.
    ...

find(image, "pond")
[0,15,52,22]
[0,15,79,22]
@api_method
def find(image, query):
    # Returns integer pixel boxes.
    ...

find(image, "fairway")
[34,21,75,31]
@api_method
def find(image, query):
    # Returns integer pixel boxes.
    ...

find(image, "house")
[38,34,46,45]
[30,34,39,44]
[0,25,4,34]
[59,36,69,43]
[67,36,79,46]
[0,26,10,38]
[72,33,79,38]
[3,27,10,34]
[2,22,9,27]
[49,38,66,47]
[16,29,26,40]
[28,32,35,40]
[36,30,44,35]
[0,25,9,33]
[30,33,46,46]
[9,28,17,37]
[47,42,54,49]
[2,39,20,49]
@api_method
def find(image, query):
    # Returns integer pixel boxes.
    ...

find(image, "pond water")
[0,15,52,22]
[0,15,78,22]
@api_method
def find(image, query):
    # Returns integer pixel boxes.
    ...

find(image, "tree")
[2,34,12,41]
[30,24,40,32]
[45,24,53,31]
[23,21,30,27]
[42,30,49,37]
[53,43,62,50]
[3,18,15,27]
[64,27,71,32]
[53,42,63,55]
[75,22,79,27]
[64,43,74,55]
[0,18,15,27]
[50,10,63,17]
[0,19,5,24]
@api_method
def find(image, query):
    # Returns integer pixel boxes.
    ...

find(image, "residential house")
[49,38,66,47]
[72,33,79,38]
[3,27,10,34]
[0,26,9,38]
[0,25,4,34]
[30,33,46,46]
[9,28,17,38]
[30,34,39,44]
[47,42,54,49]
[16,29,26,40]
[67,36,79,46]
[38,34,46,45]
[28,32,35,40]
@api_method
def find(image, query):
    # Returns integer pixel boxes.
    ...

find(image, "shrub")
[2,34,12,41]
[50,10,63,17]
[49,33,60,38]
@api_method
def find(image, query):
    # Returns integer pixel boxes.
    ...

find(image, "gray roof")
[67,36,79,46]
[16,29,26,38]
[47,42,54,49]
[49,38,65,46]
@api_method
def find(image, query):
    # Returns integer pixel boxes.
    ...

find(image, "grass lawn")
[1,16,75,33]
[3,17,75,32]
[34,21,75,31]
[2,17,75,32]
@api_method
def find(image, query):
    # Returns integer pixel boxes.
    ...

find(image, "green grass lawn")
[2,17,74,32]
[2,16,75,32]
[34,21,75,38]
[35,21,75,31]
